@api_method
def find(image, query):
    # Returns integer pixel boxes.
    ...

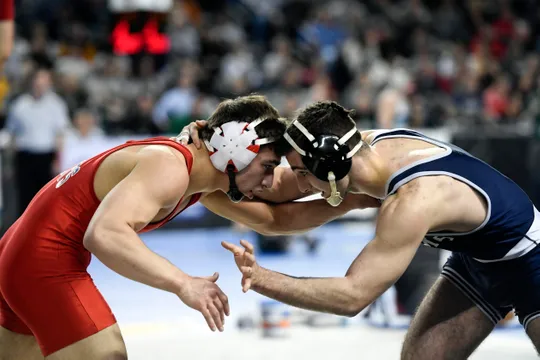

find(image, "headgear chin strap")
[204,118,275,203]
[226,164,244,203]
[283,120,362,207]
[326,172,343,207]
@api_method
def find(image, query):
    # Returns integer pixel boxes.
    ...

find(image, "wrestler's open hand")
[177,120,208,148]
[222,240,260,293]
[177,272,230,332]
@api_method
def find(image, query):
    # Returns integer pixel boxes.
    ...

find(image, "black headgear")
[283,120,362,206]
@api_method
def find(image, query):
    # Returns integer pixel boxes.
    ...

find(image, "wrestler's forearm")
[203,194,354,235]
[266,194,380,235]
[266,199,354,235]
[251,267,361,317]
[204,191,379,235]
[84,227,189,294]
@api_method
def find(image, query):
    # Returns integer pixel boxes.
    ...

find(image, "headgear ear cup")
[204,118,276,202]
[283,119,362,206]
[301,135,352,181]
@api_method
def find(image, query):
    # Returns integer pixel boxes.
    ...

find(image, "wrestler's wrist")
[169,270,191,293]
[251,265,265,289]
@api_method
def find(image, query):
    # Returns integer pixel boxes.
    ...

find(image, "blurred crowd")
[1,0,540,142]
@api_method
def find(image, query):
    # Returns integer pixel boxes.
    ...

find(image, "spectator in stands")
[56,73,89,118]
[262,35,292,86]
[61,108,106,170]
[352,90,375,127]
[121,93,160,135]
[168,4,200,58]
[5,68,69,215]
[453,72,483,122]
[68,108,104,141]
[376,75,411,129]
[1,0,539,139]
[152,68,198,134]
[483,75,511,122]
[27,23,54,70]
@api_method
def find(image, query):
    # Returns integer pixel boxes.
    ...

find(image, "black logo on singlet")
[422,235,455,248]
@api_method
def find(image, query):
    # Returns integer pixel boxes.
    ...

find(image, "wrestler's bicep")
[89,148,188,233]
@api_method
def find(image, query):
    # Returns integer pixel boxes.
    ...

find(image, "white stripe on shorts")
[441,267,503,325]
[523,310,540,330]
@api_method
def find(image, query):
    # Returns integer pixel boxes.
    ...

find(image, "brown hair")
[286,101,363,153]
[199,94,291,156]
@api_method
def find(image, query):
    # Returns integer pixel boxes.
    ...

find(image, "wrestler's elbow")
[342,281,369,317]
[342,302,367,318]
[83,225,106,253]
[252,221,295,236]
[261,223,313,236]
[83,220,122,253]
[243,221,280,237]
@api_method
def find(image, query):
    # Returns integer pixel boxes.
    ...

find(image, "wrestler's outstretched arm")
[84,146,229,332]
[201,188,380,236]
[222,188,431,316]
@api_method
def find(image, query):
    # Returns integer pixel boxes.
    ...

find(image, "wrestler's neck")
[346,147,393,199]
[183,144,230,195]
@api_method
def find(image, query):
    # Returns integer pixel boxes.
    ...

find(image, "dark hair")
[286,101,363,154]
[199,94,291,156]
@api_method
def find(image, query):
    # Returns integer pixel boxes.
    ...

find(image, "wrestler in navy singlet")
[371,129,540,327]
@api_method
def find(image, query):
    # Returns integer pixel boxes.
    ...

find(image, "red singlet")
[0,137,201,356]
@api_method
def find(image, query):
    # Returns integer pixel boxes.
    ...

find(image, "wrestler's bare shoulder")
[94,144,188,201]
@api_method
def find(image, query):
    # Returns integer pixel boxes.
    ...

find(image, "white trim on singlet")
[369,129,454,196]
[473,206,540,263]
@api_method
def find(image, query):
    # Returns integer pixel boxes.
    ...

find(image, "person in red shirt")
[483,75,511,121]
[0,0,14,71]
[0,94,370,359]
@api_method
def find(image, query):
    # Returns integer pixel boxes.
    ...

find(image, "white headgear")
[204,118,275,173]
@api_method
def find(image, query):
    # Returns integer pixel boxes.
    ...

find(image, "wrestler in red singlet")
[0,138,200,355]
[0,95,296,359]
